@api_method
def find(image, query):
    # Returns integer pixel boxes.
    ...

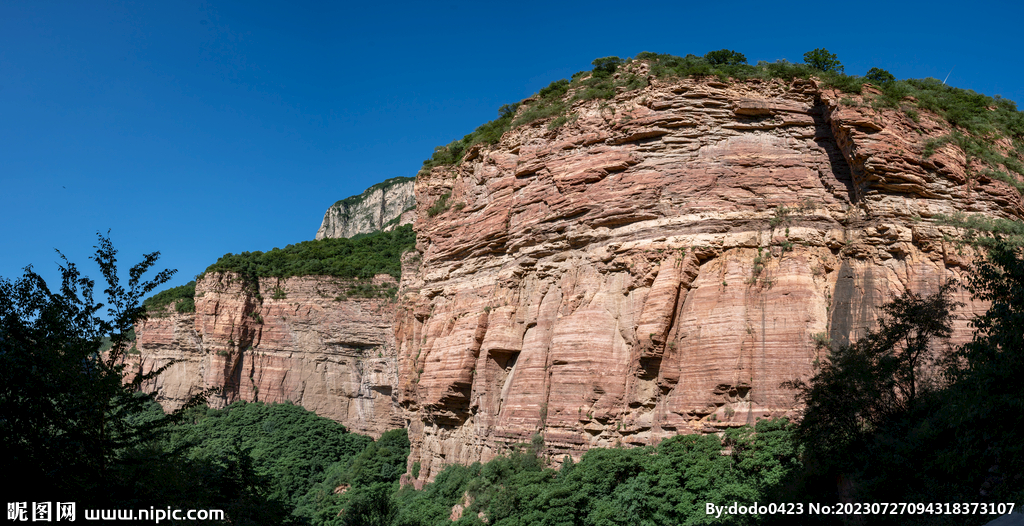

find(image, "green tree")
[803,48,844,73]
[944,242,1024,503]
[704,49,747,65]
[865,67,895,84]
[0,233,179,501]
[591,56,624,76]
[791,281,960,466]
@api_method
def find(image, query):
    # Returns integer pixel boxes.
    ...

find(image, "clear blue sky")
[3,0,1022,297]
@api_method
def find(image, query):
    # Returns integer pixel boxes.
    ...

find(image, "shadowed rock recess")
[136,75,1021,485]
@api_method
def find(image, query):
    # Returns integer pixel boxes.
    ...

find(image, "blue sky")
[3,0,1022,297]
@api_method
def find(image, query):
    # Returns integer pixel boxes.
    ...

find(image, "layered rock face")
[396,76,1020,485]
[316,177,416,240]
[134,273,402,437]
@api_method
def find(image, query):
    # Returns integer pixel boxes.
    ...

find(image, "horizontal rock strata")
[134,272,402,438]
[396,76,1019,486]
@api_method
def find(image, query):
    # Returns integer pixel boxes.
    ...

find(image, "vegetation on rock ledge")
[202,224,415,281]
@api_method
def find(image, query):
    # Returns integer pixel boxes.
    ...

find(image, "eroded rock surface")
[135,273,402,437]
[396,77,1018,486]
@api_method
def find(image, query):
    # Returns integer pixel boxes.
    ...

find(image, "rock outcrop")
[316,177,416,240]
[395,76,1020,486]
[134,272,402,438]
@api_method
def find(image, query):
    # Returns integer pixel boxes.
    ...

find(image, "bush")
[823,73,864,94]
[426,192,451,218]
[591,56,624,76]
[704,49,747,65]
[803,48,844,73]
[865,67,895,84]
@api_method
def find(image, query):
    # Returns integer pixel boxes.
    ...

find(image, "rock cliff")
[134,272,402,437]
[136,71,1022,486]
[316,177,416,240]
[395,76,1020,486]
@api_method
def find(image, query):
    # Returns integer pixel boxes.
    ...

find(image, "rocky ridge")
[316,177,416,240]
[395,75,1019,486]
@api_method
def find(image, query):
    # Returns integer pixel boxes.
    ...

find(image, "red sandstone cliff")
[134,272,402,437]
[395,76,1019,486]
[134,73,1021,486]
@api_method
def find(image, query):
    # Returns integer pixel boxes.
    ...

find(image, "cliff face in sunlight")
[135,272,402,438]
[136,74,1022,485]
[393,76,1017,486]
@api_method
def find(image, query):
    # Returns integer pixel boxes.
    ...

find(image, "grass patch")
[426,192,451,217]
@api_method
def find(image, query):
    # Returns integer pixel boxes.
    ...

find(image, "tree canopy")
[802,48,844,73]
[1,233,178,501]
[704,49,747,65]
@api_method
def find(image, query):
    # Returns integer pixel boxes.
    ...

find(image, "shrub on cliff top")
[865,67,896,84]
[591,56,624,76]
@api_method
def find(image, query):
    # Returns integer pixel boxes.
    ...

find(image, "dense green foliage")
[202,224,415,281]
[302,428,410,525]
[0,234,185,502]
[419,50,1024,175]
[169,402,372,509]
[704,49,747,66]
[142,280,196,314]
[802,48,844,73]
[148,400,413,525]
[387,419,801,526]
